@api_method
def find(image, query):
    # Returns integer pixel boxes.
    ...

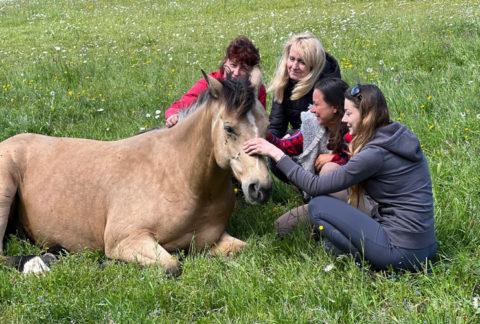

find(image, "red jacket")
[165,69,267,120]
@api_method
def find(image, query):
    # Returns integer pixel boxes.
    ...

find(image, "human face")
[342,99,361,136]
[310,89,337,130]
[223,59,250,79]
[286,48,310,81]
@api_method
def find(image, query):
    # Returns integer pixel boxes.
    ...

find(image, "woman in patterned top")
[267,78,352,237]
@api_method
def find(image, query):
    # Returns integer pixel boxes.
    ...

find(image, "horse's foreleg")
[106,232,180,275]
[0,170,17,254]
[208,231,246,257]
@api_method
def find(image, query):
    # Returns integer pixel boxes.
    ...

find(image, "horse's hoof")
[164,262,182,279]
[11,253,58,274]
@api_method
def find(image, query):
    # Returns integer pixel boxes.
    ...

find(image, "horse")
[0,68,272,275]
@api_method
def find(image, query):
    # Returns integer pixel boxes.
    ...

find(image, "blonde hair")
[344,85,391,207]
[268,32,326,103]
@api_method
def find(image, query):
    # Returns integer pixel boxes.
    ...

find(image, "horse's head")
[204,67,272,204]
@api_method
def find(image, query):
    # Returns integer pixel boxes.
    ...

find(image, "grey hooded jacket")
[276,121,435,249]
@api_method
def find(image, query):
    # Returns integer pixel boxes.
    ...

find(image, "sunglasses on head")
[350,85,362,99]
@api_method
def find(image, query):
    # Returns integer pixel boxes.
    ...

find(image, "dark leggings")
[308,195,437,272]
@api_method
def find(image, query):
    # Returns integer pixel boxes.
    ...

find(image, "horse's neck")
[167,107,231,192]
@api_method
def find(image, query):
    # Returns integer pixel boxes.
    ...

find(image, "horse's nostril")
[247,182,259,199]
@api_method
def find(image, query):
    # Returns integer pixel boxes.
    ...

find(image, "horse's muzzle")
[243,180,272,204]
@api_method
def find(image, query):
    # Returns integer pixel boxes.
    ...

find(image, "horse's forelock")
[218,77,256,118]
[179,77,256,122]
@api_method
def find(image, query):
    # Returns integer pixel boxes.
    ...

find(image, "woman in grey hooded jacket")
[243,84,436,271]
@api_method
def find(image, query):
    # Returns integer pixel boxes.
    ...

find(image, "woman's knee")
[319,162,341,176]
[308,195,338,224]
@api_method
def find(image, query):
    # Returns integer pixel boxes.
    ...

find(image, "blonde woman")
[244,84,436,272]
[268,32,341,138]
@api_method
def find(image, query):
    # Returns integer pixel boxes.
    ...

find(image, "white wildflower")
[324,264,334,272]
[476,113,480,119]
[366,67,373,73]
[145,113,151,118]
[97,108,104,112]
[473,297,479,309]
[468,81,473,85]
[155,110,161,115]
[49,91,55,96]
[379,60,384,65]
[460,112,466,117]
[55,46,61,51]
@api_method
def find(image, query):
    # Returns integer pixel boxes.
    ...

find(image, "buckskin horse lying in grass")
[0,68,272,275]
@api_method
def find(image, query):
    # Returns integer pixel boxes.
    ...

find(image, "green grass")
[1,0,480,322]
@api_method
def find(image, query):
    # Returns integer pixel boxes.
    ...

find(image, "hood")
[367,122,423,162]
[319,52,341,79]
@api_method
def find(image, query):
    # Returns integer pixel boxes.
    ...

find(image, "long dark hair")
[313,77,349,153]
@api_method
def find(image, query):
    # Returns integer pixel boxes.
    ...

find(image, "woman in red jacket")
[165,35,267,127]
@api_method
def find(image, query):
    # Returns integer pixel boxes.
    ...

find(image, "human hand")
[243,138,285,162]
[314,153,335,172]
[166,114,179,128]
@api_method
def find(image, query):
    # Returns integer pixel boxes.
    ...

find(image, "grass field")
[1,0,479,322]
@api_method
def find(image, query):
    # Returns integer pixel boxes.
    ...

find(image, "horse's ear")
[202,69,222,99]
[249,65,262,97]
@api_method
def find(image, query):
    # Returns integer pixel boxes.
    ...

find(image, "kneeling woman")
[243,84,436,271]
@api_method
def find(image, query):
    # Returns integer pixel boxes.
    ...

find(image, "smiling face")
[286,48,311,81]
[342,99,361,136]
[310,89,338,130]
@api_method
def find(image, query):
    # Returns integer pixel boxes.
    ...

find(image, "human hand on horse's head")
[242,138,285,162]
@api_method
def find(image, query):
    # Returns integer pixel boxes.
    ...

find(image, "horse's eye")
[224,125,235,135]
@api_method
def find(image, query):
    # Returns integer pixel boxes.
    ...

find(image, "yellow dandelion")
[171,68,175,73]
[409,97,413,101]
[319,225,324,230]
[429,125,434,129]
[68,91,73,95]
[427,96,432,100]
[420,105,425,109]
[465,127,469,131]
